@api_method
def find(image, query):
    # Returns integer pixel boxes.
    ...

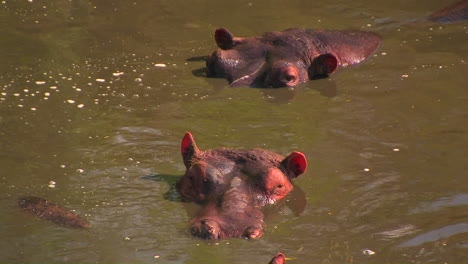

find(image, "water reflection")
[399,223,468,247]
[410,193,468,213]
[377,224,418,240]
[141,173,181,202]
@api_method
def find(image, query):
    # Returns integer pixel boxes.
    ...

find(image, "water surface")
[1,0,467,263]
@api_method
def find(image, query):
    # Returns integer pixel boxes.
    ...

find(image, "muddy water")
[0,0,467,263]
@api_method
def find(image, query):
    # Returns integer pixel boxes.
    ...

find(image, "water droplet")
[362,249,375,256]
[113,72,124,77]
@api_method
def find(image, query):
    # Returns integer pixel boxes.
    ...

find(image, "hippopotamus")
[18,196,90,228]
[203,0,468,88]
[206,28,381,88]
[176,132,307,239]
[428,0,468,23]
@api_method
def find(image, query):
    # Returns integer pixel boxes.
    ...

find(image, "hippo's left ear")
[215,28,243,50]
[308,53,338,79]
[181,132,200,168]
[281,151,307,178]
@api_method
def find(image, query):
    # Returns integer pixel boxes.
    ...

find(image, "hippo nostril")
[279,65,299,86]
[198,193,205,201]
[284,74,295,82]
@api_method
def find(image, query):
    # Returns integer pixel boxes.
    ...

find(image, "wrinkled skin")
[206,28,382,88]
[189,177,265,239]
[176,132,307,239]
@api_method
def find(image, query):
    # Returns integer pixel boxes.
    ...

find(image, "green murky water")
[1,0,467,263]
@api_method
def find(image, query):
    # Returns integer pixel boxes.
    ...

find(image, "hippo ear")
[181,132,200,168]
[269,253,286,264]
[215,28,242,50]
[308,53,338,79]
[281,151,307,178]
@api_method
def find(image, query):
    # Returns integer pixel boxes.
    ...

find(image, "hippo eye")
[203,178,211,184]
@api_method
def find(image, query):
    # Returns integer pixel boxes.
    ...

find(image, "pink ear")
[181,132,199,167]
[283,151,307,178]
[309,53,338,79]
[181,131,194,155]
[215,28,235,50]
[269,253,286,264]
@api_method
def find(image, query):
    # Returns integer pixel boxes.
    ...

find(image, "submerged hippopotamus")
[269,253,286,264]
[203,0,468,88]
[428,0,468,23]
[18,196,89,228]
[206,28,381,88]
[176,132,307,239]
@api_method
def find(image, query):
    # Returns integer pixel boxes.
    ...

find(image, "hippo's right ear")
[215,28,242,50]
[281,151,307,179]
[181,132,200,168]
[309,53,338,79]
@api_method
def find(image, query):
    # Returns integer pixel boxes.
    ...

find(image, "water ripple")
[398,223,468,247]
[410,193,468,214]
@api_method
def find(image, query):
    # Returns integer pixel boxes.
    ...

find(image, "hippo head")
[176,132,308,239]
[206,28,381,88]
[177,132,307,204]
